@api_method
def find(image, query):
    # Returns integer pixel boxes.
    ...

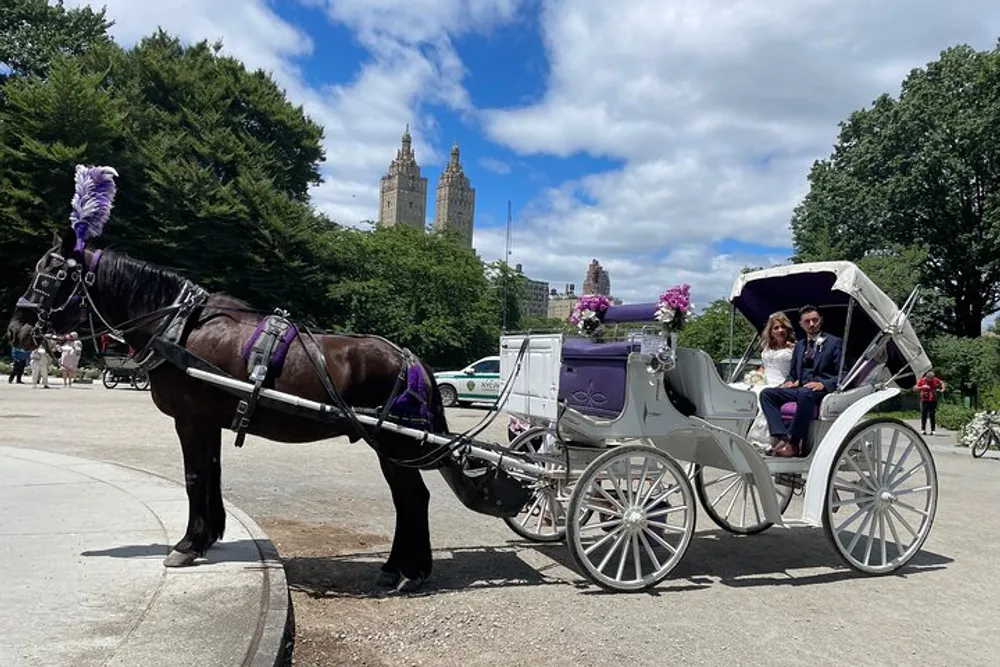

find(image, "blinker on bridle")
[20,250,103,343]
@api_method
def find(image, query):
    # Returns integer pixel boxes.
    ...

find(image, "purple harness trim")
[240,318,299,372]
[389,362,433,422]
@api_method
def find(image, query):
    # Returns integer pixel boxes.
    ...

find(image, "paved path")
[2,381,999,666]
[0,440,288,667]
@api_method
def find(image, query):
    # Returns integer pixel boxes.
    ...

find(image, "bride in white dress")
[744,312,796,450]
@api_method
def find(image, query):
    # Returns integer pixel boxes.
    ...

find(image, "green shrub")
[0,361,11,374]
[936,403,976,431]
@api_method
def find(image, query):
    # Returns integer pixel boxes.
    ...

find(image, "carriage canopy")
[728,261,932,387]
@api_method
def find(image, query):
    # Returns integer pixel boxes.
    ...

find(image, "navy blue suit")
[760,333,844,454]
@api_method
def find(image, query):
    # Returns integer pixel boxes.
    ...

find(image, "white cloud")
[480,0,1000,306]
[64,0,526,227]
[478,157,511,175]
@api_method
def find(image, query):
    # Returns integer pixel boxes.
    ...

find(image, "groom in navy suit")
[760,305,844,458]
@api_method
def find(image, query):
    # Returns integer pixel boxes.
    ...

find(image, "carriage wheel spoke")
[584,525,624,557]
[884,442,915,486]
[863,510,877,566]
[597,527,630,574]
[581,500,623,518]
[740,482,749,527]
[638,466,668,507]
[881,429,900,485]
[885,510,905,558]
[646,519,687,535]
[845,509,875,555]
[642,526,678,554]
[893,484,933,496]
[886,505,919,540]
[835,500,873,531]
[593,484,626,513]
[843,455,877,490]
[892,500,929,518]
[878,511,888,566]
[631,533,643,581]
[890,461,927,490]
[638,530,662,571]
[645,505,687,519]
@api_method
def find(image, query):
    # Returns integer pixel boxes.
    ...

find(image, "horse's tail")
[418,359,450,435]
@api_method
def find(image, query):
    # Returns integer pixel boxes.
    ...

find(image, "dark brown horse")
[7,226,460,592]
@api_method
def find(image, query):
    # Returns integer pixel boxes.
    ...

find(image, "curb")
[63,455,294,667]
[225,502,294,667]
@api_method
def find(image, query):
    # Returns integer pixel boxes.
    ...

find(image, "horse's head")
[7,164,119,348]
[7,228,104,347]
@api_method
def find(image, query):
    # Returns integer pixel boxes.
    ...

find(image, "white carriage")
[497,261,938,592]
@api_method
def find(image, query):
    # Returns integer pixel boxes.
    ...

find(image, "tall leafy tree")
[791,42,1000,336]
[0,0,112,81]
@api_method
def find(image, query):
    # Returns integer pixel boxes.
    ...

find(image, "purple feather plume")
[69,165,118,251]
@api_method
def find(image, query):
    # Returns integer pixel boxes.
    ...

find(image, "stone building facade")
[514,263,549,318]
[582,259,611,295]
[378,126,476,249]
[433,144,476,249]
[378,125,427,229]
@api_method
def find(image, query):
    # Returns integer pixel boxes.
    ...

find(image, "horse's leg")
[376,453,432,592]
[164,419,222,567]
[209,431,226,543]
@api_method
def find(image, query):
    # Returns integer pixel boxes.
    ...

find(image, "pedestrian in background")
[915,369,946,436]
[8,345,28,383]
[30,343,51,389]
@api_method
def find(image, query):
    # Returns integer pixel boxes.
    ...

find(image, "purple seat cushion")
[780,401,820,420]
[559,339,639,418]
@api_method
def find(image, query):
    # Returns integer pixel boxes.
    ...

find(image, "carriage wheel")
[101,369,118,389]
[971,429,996,458]
[566,444,696,592]
[132,371,150,391]
[502,427,576,543]
[694,466,795,535]
[822,418,938,575]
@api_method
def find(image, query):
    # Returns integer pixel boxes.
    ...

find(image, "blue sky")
[64,0,1000,319]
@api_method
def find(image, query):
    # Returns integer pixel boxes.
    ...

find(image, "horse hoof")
[393,575,426,595]
[374,569,401,588]
[163,549,198,567]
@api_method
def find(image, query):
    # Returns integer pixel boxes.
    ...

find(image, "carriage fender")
[800,387,900,526]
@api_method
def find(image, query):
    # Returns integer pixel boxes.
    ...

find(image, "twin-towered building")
[377,125,476,249]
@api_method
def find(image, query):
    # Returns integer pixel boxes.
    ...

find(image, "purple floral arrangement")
[568,294,613,335]
[655,284,695,332]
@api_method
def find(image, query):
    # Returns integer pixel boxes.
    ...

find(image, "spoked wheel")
[132,371,150,391]
[101,369,118,389]
[566,444,696,592]
[694,465,795,535]
[972,429,996,458]
[823,418,938,575]
[502,427,572,543]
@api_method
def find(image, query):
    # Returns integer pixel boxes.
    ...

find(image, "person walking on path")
[915,369,946,435]
[8,345,28,383]
[30,343,51,389]
[58,332,83,387]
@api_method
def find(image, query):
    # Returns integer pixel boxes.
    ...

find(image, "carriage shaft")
[184,367,553,478]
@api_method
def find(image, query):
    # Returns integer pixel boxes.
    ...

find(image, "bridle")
[17,249,103,344]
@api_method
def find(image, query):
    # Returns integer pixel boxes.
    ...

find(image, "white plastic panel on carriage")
[499,333,562,421]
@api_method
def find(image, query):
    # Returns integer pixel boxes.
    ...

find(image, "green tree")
[325,225,499,368]
[791,43,1000,337]
[678,298,756,364]
[0,0,112,81]
[0,32,328,317]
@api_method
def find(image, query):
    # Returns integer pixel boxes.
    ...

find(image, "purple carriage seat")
[559,338,640,419]
[779,357,882,422]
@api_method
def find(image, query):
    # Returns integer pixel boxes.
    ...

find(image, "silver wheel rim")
[504,428,569,541]
[569,447,695,591]
[827,422,937,574]
[698,468,793,532]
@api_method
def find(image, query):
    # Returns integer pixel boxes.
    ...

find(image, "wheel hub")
[622,506,647,532]
[875,488,897,508]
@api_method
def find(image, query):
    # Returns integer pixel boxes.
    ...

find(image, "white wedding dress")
[745,346,794,448]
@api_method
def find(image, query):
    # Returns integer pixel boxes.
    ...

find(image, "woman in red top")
[915,370,945,435]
